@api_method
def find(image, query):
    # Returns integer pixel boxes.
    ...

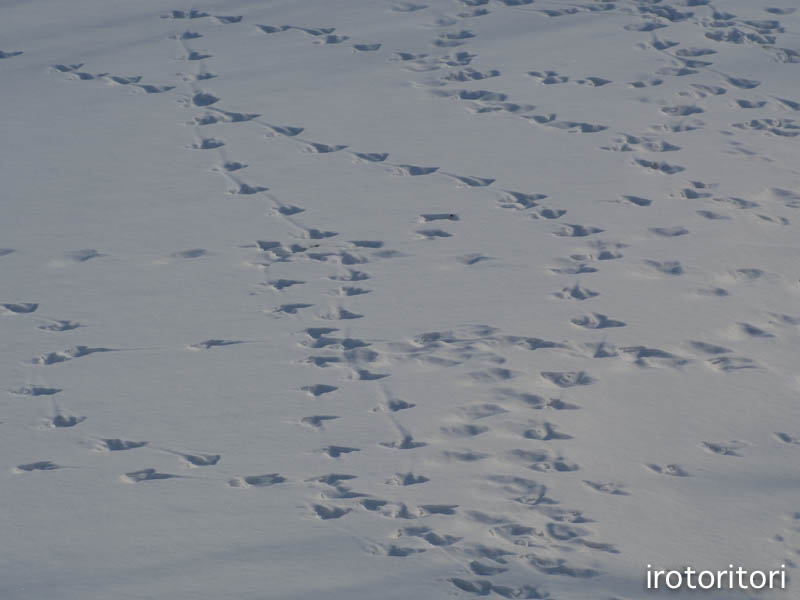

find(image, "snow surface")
[2,0,800,598]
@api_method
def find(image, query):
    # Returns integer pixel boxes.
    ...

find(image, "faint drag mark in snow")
[188,339,243,350]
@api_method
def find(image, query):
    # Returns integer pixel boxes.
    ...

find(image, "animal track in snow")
[263,124,303,137]
[273,303,313,315]
[177,452,221,467]
[299,141,348,154]
[389,2,427,12]
[184,50,212,61]
[190,91,219,107]
[733,99,767,109]
[390,164,438,176]
[312,504,351,519]
[337,286,370,296]
[11,385,62,396]
[577,76,611,87]
[554,224,603,238]
[644,260,684,276]
[528,113,607,133]
[440,449,489,463]
[440,424,489,438]
[95,439,148,452]
[320,445,359,458]
[707,356,758,372]
[162,10,209,19]
[452,403,506,421]
[630,77,663,88]
[416,229,452,239]
[329,269,369,281]
[773,97,800,111]
[633,159,685,174]
[571,313,625,329]
[689,341,732,355]
[441,173,495,187]
[203,109,260,124]
[33,346,114,365]
[705,29,775,45]
[554,284,599,301]
[702,441,743,456]
[319,307,363,320]
[386,472,429,486]
[380,429,425,449]
[603,135,680,153]
[732,119,800,137]
[170,31,202,40]
[469,368,516,382]
[497,191,546,210]
[541,371,594,387]
[15,461,61,472]
[122,469,179,483]
[301,384,338,397]
[48,413,86,428]
[255,25,290,34]
[620,195,652,206]
[229,474,286,488]
[584,480,628,495]
[50,64,83,73]
[647,463,689,476]
[441,68,500,82]
[268,279,304,290]
[352,152,389,163]
[289,26,336,37]
[303,355,342,368]
[625,21,668,33]
[353,43,382,52]
[65,249,104,262]
[191,138,225,150]
[724,76,761,89]
[649,226,689,237]
[433,88,508,103]
[775,432,800,445]
[374,398,415,412]
[682,84,726,99]
[518,421,572,441]
[301,415,339,429]
[620,346,688,368]
[1,303,38,314]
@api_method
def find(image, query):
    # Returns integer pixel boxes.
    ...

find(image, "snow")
[2,0,800,598]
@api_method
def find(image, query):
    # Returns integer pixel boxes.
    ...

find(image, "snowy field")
[2,0,800,598]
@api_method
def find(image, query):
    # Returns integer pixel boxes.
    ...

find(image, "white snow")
[2,1,800,598]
